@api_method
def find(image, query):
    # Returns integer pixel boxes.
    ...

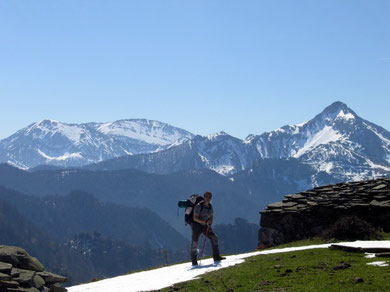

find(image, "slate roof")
[261,177,390,214]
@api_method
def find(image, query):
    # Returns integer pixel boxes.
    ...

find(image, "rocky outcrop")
[258,177,390,247]
[0,245,67,292]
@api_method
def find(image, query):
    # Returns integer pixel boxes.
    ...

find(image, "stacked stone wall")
[0,245,67,292]
[259,178,390,247]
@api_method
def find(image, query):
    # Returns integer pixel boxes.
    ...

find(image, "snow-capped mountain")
[2,102,389,183]
[247,101,390,181]
[88,102,390,183]
[87,132,260,176]
[0,119,194,169]
[190,132,260,175]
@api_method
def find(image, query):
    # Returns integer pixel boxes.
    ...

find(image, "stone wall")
[0,245,67,292]
[258,178,390,247]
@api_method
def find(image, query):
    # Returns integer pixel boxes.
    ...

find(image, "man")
[190,191,226,266]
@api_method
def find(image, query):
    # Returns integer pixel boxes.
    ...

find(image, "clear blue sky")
[0,0,389,139]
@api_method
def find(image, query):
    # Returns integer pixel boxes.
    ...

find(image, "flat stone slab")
[37,271,67,284]
[0,271,11,280]
[0,279,19,288]
[373,184,388,190]
[0,261,12,273]
[267,202,286,209]
[0,246,44,272]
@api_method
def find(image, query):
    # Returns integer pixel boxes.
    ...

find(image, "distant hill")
[0,161,337,236]
[0,186,188,284]
[0,185,187,250]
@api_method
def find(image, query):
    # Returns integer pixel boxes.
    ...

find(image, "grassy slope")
[162,236,390,292]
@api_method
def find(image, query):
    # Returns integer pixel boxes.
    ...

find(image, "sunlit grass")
[162,234,390,292]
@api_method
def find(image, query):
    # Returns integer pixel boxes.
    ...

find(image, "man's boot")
[212,244,226,262]
[213,255,226,262]
[192,257,198,266]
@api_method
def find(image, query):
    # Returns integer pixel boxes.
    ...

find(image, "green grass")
[162,235,390,292]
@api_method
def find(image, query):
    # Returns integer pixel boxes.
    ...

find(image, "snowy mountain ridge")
[0,118,194,169]
[88,101,390,183]
[1,101,390,183]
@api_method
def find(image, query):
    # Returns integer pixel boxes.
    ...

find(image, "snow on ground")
[331,240,390,249]
[68,241,390,292]
[367,261,389,267]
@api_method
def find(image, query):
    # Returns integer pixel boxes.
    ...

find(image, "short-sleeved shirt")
[193,202,213,222]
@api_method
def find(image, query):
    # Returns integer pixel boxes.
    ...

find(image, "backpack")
[177,194,204,225]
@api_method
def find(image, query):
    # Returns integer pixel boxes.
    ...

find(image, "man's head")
[203,191,212,202]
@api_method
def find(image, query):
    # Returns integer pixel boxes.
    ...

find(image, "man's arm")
[207,213,213,226]
[193,212,208,225]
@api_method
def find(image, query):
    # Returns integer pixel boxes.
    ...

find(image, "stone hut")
[259,177,390,247]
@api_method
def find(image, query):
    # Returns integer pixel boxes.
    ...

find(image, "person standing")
[190,191,225,266]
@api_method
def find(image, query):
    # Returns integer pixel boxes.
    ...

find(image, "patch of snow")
[367,261,389,267]
[293,126,343,158]
[98,121,183,145]
[366,159,390,171]
[365,253,376,259]
[332,240,390,249]
[37,149,83,161]
[7,160,29,170]
[68,244,331,292]
[292,122,306,134]
[346,170,369,181]
[296,121,308,127]
[256,143,269,158]
[28,120,85,142]
[318,162,334,173]
[336,110,355,121]
[122,149,133,155]
[211,165,235,176]
[168,139,187,149]
[68,240,390,292]
[207,132,228,140]
[198,153,209,164]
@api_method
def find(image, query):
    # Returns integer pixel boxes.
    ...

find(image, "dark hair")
[204,191,212,198]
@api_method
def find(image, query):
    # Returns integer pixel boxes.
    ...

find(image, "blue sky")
[0,0,389,139]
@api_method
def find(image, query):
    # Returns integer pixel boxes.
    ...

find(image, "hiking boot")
[192,259,198,266]
[213,255,226,262]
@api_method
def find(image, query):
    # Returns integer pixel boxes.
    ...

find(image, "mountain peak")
[323,101,349,113]
[316,101,358,123]
[36,119,61,127]
[207,131,230,140]
[322,101,356,115]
